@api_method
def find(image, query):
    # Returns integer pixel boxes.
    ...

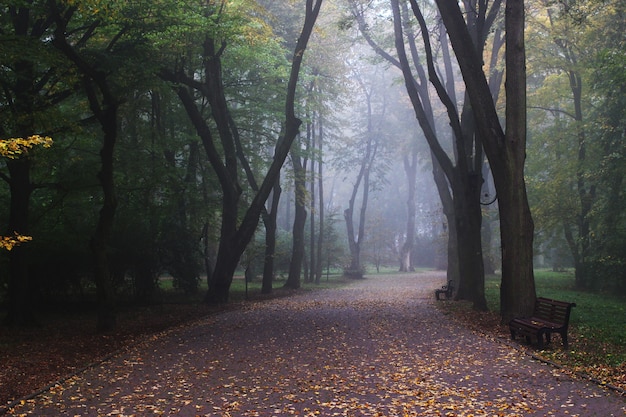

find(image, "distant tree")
[315,114,325,284]
[399,139,418,272]
[341,67,386,278]
[526,0,626,293]
[321,207,346,279]
[527,0,594,288]
[588,45,626,294]
[365,208,396,272]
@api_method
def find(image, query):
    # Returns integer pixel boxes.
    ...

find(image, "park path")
[7,272,626,416]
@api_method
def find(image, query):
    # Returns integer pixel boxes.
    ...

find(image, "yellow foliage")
[0,232,33,251]
[0,135,51,249]
[0,135,53,159]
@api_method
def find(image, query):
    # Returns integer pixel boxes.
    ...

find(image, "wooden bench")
[509,297,576,349]
[435,281,454,300]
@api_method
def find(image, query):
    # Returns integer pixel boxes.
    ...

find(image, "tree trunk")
[344,147,375,278]
[344,207,359,273]
[4,158,35,327]
[433,155,459,285]
[52,12,120,331]
[205,184,241,303]
[285,152,307,289]
[309,127,316,284]
[89,90,119,332]
[399,147,417,272]
[315,117,325,284]
[262,179,281,294]
[4,59,37,327]
[343,76,378,278]
[452,173,487,310]
[435,0,536,321]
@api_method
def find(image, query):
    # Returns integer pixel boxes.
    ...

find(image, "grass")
[155,271,351,303]
[481,269,626,389]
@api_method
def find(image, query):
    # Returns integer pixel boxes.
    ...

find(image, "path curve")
[7,272,625,416]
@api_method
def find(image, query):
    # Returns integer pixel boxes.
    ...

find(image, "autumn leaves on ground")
[2,272,625,416]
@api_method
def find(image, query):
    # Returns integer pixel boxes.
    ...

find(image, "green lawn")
[155,271,350,304]
[485,269,626,372]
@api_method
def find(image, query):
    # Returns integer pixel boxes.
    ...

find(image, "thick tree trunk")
[453,173,487,310]
[497,170,535,321]
[432,156,459,284]
[88,100,119,332]
[205,186,240,303]
[435,0,536,321]
[4,159,35,327]
[4,61,37,326]
[90,98,119,332]
[499,1,536,320]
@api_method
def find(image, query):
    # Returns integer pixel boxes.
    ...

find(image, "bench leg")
[536,331,545,350]
[561,331,569,349]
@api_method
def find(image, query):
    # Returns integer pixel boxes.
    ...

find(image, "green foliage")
[526,0,626,292]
